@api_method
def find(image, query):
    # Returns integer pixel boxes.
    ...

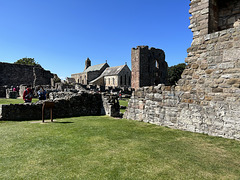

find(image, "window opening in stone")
[209,0,240,33]
[155,60,159,69]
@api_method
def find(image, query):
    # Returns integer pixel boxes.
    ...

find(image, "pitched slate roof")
[83,63,108,72]
[101,65,126,76]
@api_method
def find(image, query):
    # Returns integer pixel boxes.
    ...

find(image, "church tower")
[84,58,91,70]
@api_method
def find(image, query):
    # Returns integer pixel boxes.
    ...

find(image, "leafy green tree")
[168,63,186,85]
[14,57,40,66]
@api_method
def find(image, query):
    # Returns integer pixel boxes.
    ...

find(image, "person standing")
[23,85,33,103]
[38,86,47,100]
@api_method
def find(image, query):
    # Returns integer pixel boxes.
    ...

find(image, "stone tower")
[131,46,167,89]
[84,58,91,70]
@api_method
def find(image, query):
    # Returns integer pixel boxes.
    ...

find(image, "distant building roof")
[101,65,126,76]
[83,63,108,72]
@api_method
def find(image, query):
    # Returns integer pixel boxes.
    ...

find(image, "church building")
[71,58,131,87]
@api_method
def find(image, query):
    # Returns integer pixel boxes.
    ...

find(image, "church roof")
[101,65,126,76]
[83,63,108,72]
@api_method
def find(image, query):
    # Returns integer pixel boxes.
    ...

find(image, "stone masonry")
[131,46,168,89]
[124,0,240,140]
[0,62,54,87]
[0,92,120,121]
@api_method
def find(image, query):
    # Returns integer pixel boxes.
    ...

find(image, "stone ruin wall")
[0,92,120,121]
[124,0,240,140]
[131,46,168,89]
[0,62,54,87]
[124,84,240,140]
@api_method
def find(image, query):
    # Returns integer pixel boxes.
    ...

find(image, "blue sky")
[0,0,192,79]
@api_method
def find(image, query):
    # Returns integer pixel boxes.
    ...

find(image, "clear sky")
[0,0,192,79]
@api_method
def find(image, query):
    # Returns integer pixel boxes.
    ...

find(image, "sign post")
[42,102,55,123]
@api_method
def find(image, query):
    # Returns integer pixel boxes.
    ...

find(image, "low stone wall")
[0,92,120,121]
[102,94,120,117]
[124,85,240,140]
[49,92,78,100]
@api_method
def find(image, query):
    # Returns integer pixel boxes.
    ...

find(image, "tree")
[167,63,186,86]
[14,57,40,66]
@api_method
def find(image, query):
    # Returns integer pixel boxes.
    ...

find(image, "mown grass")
[0,98,39,104]
[119,99,129,113]
[0,116,240,179]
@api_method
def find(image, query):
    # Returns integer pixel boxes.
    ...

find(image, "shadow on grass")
[53,121,74,124]
[29,120,74,124]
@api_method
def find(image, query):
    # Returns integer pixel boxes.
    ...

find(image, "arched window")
[120,76,123,85]
[112,78,115,85]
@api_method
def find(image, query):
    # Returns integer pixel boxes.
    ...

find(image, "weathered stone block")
[212,88,223,93]
[200,64,208,70]
[227,78,240,85]
[191,63,199,69]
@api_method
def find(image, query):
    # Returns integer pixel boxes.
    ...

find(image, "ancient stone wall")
[131,46,167,89]
[183,0,240,109]
[125,0,240,140]
[102,94,120,117]
[0,92,120,120]
[0,62,54,87]
[124,85,180,127]
[124,84,240,140]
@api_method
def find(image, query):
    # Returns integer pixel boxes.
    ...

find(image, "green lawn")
[0,116,240,179]
[119,99,129,113]
[0,98,39,104]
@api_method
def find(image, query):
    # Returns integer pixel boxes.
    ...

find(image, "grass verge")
[0,98,39,104]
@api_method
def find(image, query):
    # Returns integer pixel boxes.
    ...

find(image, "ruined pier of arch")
[124,0,240,140]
